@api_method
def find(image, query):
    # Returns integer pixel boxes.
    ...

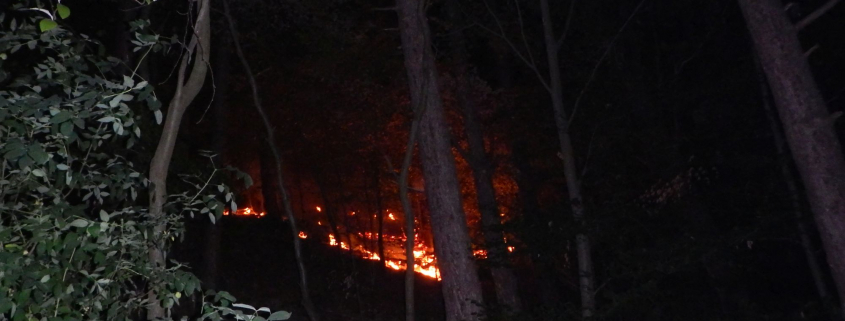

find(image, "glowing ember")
[298,231,308,239]
[388,213,396,221]
[316,206,322,212]
[223,207,265,217]
[325,233,441,280]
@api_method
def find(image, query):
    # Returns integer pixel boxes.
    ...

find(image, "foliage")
[0,5,287,321]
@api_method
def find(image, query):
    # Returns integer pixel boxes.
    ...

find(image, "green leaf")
[99,210,109,222]
[69,219,88,228]
[267,311,292,321]
[39,19,57,32]
[40,275,51,283]
[28,143,49,164]
[60,121,74,136]
[50,111,73,124]
[57,4,71,19]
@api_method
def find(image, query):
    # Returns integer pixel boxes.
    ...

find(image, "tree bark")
[740,0,845,312]
[147,0,211,318]
[446,1,522,313]
[538,0,596,317]
[754,50,831,303]
[395,0,486,320]
[222,1,318,319]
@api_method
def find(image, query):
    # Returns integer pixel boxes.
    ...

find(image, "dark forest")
[1,0,845,320]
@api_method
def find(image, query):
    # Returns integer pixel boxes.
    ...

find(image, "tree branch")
[478,0,551,92]
[556,0,577,50]
[795,0,842,30]
[568,0,646,128]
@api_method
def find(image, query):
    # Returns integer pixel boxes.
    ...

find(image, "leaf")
[122,75,135,89]
[208,212,216,225]
[60,121,73,136]
[98,116,116,123]
[56,164,69,170]
[31,169,46,177]
[109,95,122,108]
[232,303,256,311]
[69,219,88,228]
[39,19,57,32]
[257,307,271,313]
[57,4,71,19]
[36,186,49,193]
[99,210,109,222]
[267,311,292,321]
[154,109,162,124]
[50,111,73,124]
[40,275,51,283]
[28,144,49,164]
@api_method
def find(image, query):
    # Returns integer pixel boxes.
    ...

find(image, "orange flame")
[223,207,265,217]
[388,213,396,221]
[298,231,308,239]
[325,233,441,280]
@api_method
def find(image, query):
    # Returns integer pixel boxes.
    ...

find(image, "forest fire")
[325,232,441,280]
[223,207,266,217]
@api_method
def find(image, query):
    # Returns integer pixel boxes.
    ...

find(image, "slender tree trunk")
[147,1,211,318]
[395,0,485,320]
[538,0,596,317]
[446,1,521,313]
[754,54,830,302]
[740,0,845,312]
[202,26,233,292]
[374,162,387,267]
[260,148,282,216]
[385,116,422,321]
[222,1,318,319]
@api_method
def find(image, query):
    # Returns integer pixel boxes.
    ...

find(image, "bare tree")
[146,0,211,318]
[222,1,319,319]
[739,0,845,312]
[394,0,486,320]
[447,1,521,313]
[477,0,645,316]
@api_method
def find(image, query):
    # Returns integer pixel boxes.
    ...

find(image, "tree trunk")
[539,0,596,317]
[260,148,282,216]
[202,25,233,292]
[740,0,845,312]
[373,162,386,267]
[147,0,211,318]
[222,1,318,319]
[395,0,485,320]
[754,52,831,303]
[446,1,521,313]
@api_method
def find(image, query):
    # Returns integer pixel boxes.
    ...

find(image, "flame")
[316,206,322,212]
[298,231,308,239]
[325,232,441,280]
[388,213,396,221]
[223,207,265,217]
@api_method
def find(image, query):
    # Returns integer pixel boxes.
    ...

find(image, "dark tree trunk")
[754,53,830,303]
[222,1,318,318]
[446,1,521,313]
[740,0,845,312]
[260,148,282,217]
[202,27,233,292]
[395,0,485,320]
[538,0,595,316]
[373,162,386,267]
